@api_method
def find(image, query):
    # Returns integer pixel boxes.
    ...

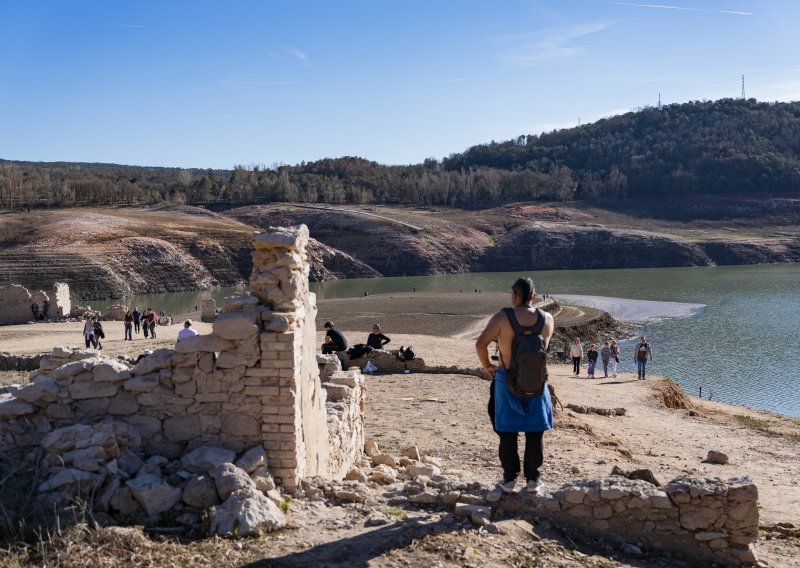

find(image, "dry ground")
[1,299,799,567]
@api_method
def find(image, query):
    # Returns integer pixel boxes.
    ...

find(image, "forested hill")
[444,98,800,199]
[1,98,799,211]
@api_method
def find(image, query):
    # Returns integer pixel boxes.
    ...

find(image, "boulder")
[212,313,260,341]
[126,474,183,517]
[251,465,276,492]
[0,394,36,418]
[210,490,286,537]
[182,475,221,510]
[14,380,59,404]
[213,463,257,500]
[181,445,237,473]
[706,450,730,465]
[236,446,268,474]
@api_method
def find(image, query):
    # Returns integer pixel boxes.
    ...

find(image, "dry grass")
[655,378,694,410]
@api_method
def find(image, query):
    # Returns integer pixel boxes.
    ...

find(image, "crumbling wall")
[526,475,759,566]
[0,282,71,323]
[0,225,363,496]
[201,298,217,322]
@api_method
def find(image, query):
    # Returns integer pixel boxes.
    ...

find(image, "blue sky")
[1,0,798,169]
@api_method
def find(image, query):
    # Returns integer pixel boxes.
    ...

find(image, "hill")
[2,99,800,213]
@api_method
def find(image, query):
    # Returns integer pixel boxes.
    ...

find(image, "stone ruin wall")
[526,475,759,566]
[0,226,364,498]
[0,282,71,324]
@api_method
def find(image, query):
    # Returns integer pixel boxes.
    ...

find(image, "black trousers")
[572,356,581,374]
[488,380,544,483]
[134,320,140,333]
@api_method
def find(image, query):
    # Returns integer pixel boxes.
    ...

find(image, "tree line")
[2,98,798,211]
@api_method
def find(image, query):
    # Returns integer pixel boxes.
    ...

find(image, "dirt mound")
[656,378,694,409]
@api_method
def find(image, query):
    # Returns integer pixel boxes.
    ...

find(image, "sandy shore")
[2,294,799,566]
[554,294,705,322]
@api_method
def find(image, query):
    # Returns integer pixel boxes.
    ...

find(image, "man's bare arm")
[475,312,503,377]
[541,312,554,350]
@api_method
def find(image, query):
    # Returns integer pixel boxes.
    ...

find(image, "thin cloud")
[282,45,312,69]
[497,22,612,68]
[111,24,145,28]
[428,78,469,84]
[607,2,752,16]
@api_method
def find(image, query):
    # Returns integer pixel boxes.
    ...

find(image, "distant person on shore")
[31,302,39,321]
[366,324,391,350]
[600,341,611,378]
[43,300,50,319]
[93,317,105,350]
[476,276,554,499]
[610,340,619,378]
[132,307,141,335]
[587,344,598,379]
[177,319,199,342]
[570,338,583,376]
[124,310,133,341]
[83,317,96,349]
[634,336,653,380]
[321,321,348,354]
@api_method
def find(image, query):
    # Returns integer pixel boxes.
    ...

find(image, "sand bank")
[554,294,705,322]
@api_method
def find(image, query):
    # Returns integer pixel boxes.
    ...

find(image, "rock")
[334,483,368,503]
[213,463,257,500]
[369,464,397,484]
[38,468,101,492]
[182,475,221,510]
[0,394,36,418]
[213,313,260,341]
[409,490,440,504]
[181,445,237,473]
[400,446,421,461]
[14,380,59,404]
[366,514,389,527]
[126,474,182,517]
[163,415,201,443]
[454,503,491,523]
[492,519,538,540]
[571,466,581,474]
[364,437,380,457]
[407,461,440,478]
[131,349,176,376]
[174,334,234,354]
[706,450,729,465]
[117,450,144,477]
[110,486,140,515]
[92,359,131,382]
[629,469,661,487]
[95,477,121,513]
[371,453,398,468]
[236,446,268,474]
[622,543,642,555]
[251,465,276,493]
[345,468,369,483]
[210,490,286,537]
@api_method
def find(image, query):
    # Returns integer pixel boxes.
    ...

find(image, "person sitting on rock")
[366,323,391,350]
[321,321,348,354]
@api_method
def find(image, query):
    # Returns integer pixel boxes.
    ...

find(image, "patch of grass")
[734,414,799,443]
[384,507,404,518]
[280,495,292,513]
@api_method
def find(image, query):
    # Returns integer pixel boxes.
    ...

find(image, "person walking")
[570,338,583,376]
[634,336,653,380]
[93,317,105,350]
[475,276,554,500]
[600,341,611,378]
[132,307,141,335]
[83,317,96,349]
[609,340,620,378]
[148,310,157,339]
[366,324,391,350]
[124,310,133,341]
[586,343,599,379]
[43,300,50,319]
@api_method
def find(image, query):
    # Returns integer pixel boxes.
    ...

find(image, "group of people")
[30,301,50,321]
[122,308,169,340]
[321,321,392,355]
[82,317,106,349]
[569,336,653,379]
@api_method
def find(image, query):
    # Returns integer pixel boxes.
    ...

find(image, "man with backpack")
[475,277,554,500]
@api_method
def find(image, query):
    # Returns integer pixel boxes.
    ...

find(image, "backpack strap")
[503,307,546,336]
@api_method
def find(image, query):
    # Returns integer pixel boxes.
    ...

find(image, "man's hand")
[482,363,498,381]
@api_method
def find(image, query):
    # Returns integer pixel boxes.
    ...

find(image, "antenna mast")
[741,75,746,99]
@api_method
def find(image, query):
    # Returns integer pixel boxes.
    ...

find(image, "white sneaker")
[486,478,517,502]
[526,478,544,495]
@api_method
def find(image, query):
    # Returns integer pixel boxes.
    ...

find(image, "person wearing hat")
[177,319,200,342]
[321,321,348,354]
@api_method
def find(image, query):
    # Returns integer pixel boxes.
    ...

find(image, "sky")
[1,0,799,169]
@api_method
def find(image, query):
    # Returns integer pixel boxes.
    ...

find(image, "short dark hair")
[512,277,535,303]
[324,321,333,328]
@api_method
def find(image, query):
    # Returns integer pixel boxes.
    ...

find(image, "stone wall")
[0,282,71,324]
[526,475,759,566]
[0,226,364,496]
[0,352,45,372]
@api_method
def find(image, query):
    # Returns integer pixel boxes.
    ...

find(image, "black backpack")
[402,346,416,361]
[502,307,547,398]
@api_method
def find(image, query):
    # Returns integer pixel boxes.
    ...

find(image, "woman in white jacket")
[570,338,584,376]
[83,318,96,349]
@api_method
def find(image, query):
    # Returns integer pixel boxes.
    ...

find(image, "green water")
[310,265,800,418]
[89,285,248,319]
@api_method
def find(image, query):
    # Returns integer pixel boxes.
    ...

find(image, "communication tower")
[741,75,745,99]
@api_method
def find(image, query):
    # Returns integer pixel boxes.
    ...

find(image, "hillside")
[3,99,800,211]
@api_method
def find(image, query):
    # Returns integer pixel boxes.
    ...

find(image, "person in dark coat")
[321,321,348,354]
[366,323,391,350]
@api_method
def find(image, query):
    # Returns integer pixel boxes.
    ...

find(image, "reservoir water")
[88,265,799,417]
[309,265,800,418]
